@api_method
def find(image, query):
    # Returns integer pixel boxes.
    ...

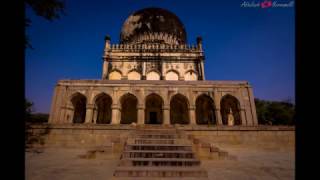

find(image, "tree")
[255,98,295,125]
[25,0,66,49]
[25,98,34,118]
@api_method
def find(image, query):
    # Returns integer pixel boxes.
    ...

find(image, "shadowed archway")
[196,94,216,125]
[71,93,87,123]
[120,93,138,124]
[95,93,112,124]
[220,94,241,125]
[170,94,189,124]
[145,93,163,124]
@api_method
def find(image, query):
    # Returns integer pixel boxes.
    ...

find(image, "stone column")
[102,59,109,79]
[85,104,94,123]
[102,35,111,79]
[248,87,258,125]
[142,62,146,80]
[111,104,121,124]
[189,106,196,125]
[64,105,73,123]
[93,108,98,124]
[240,108,246,126]
[163,105,170,125]
[137,104,145,125]
[215,108,223,125]
[200,60,205,80]
[161,61,165,80]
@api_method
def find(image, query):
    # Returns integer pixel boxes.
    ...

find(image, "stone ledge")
[28,124,295,131]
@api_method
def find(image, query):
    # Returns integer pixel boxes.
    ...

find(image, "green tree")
[25,0,66,49]
[255,98,295,125]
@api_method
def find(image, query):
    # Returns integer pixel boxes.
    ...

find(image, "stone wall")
[26,124,295,150]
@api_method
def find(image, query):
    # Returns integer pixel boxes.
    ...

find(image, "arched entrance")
[170,94,189,124]
[196,94,216,125]
[145,93,163,124]
[120,93,138,124]
[220,94,241,125]
[95,93,112,124]
[71,93,86,123]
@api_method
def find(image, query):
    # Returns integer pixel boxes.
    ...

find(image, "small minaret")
[197,36,205,80]
[102,35,111,79]
[196,36,202,50]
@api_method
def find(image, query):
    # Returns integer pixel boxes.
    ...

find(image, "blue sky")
[25,0,295,113]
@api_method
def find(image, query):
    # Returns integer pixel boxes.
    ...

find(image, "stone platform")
[26,125,295,180]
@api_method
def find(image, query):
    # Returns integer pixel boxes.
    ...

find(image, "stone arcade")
[27,8,294,180]
[48,8,258,126]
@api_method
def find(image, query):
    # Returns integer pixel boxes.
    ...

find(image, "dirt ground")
[25,145,294,180]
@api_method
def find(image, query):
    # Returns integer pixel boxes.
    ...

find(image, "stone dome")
[120,7,187,44]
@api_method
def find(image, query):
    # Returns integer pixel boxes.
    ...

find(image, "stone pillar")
[161,61,165,80]
[102,59,109,79]
[240,108,246,126]
[93,108,98,124]
[248,87,258,125]
[189,107,196,125]
[137,104,145,125]
[111,104,121,124]
[215,108,223,125]
[102,35,111,79]
[85,104,94,123]
[200,61,205,80]
[163,105,170,125]
[64,105,73,123]
[142,62,146,80]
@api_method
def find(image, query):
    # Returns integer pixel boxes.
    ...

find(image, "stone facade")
[48,80,257,126]
[48,7,258,126]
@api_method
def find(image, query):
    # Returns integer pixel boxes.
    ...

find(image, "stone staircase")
[113,126,208,179]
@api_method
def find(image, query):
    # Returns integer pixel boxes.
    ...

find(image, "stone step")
[120,158,200,166]
[130,139,191,145]
[126,144,192,151]
[133,134,181,139]
[123,150,194,153]
[114,166,208,177]
[119,158,201,167]
[122,151,195,159]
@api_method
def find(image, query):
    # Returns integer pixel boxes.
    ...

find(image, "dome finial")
[105,35,111,41]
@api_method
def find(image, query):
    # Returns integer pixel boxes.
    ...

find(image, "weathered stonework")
[49,80,258,126]
[48,7,258,127]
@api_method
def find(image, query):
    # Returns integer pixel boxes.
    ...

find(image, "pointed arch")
[165,69,179,80]
[170,93,189,124]
[109,69,122,80]
[195,94,216,125]
[145,93,164,124]
[220,94,241,125]
[127,70,141,80]
[94,93,112,124]
[120,93,138,124]
[70,92,87,123]
[146,70,161,80]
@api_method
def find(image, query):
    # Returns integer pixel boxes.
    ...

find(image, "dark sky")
[25,0,295,113]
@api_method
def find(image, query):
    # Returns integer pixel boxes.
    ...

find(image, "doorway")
[149,112,158,124]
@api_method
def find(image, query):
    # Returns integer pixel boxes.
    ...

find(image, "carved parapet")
[110,42,202,53]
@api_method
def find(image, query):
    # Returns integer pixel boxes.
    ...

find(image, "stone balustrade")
[109,43,200,51]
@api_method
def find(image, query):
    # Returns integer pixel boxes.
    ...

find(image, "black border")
[2,0,25,179]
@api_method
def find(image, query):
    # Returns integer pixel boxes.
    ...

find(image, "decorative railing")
[109,43,200,51]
